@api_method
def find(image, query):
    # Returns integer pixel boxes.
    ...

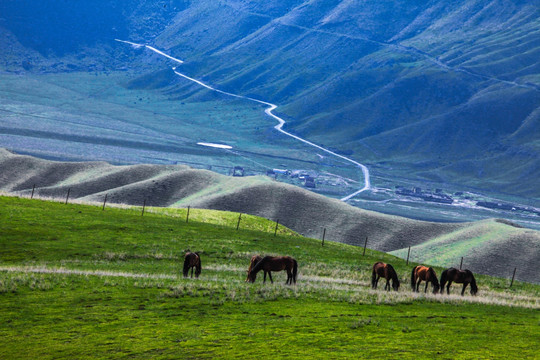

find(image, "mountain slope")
[153,0,540,198]
[2,149,539,282]
[1,0,539,199]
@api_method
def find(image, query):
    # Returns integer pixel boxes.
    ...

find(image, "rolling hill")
[1,149,538,283]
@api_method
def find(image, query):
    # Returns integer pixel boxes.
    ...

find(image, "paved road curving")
[115,39,371,200]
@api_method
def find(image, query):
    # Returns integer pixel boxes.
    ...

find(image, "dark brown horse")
[245,255,263,282]
[371,262,400,291]
[183,252,201,278]
[440,268,478,296]
[247,256,297,284]
[411,265,439,293]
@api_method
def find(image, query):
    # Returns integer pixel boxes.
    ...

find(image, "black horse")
[183,252,201,278]
[371,262,400,291]
[440,268,478,296]
[247,256,297,284]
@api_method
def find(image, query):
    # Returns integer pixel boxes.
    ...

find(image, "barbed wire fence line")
[2,188,526,285]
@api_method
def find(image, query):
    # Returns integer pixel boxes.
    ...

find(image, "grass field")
[0,196,539,359]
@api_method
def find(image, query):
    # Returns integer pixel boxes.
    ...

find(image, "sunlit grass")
[0,195,538,358]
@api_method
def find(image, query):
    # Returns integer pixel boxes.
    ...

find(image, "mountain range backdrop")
[1,1,539,281]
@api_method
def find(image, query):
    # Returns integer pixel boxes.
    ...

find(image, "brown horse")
[183,252,201,278]
[245,255,263,282]
[371,262,400,291]
[247,256,297,284]
[411,265,440,293]
[440,268,478,296]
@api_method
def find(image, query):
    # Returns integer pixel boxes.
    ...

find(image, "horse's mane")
[250,256,271,274]
[386,263,399,282]
[428,267,439,286]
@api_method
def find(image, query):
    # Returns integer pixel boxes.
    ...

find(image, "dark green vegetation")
[1,0,539,201]
[1,196,539,358]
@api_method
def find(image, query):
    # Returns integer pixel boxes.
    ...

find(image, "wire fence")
[6,185,528,285]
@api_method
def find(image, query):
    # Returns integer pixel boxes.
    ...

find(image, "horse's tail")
[429,268,439,287]
[195,253,201,277]
[411,266,418,290]
[466,270,478,295]
[440,269,448,293]
[182,255,190,278]
[292,259,298,284]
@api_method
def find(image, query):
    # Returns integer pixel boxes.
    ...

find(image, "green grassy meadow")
[0,196,538,359]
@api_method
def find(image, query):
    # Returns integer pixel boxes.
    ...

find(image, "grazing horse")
[247,256,297,284]
[371,262,400,291]
[440,268,478,296]
[411,265,440,293]
[183,252,201,278]
[245,255,263,282]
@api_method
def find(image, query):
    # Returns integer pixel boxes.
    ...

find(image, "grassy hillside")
[391,219,540,283]
[0,196,538,358]
[3,150,540,282]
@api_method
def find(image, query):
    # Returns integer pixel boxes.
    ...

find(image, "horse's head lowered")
[246,270,257,283]
[392,278,400,291]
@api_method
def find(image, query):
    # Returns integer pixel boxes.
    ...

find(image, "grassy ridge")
[390,220,540,284]
[0,196,539,358]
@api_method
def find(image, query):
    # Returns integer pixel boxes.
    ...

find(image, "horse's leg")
[385,279,391,291]
[287,269,292,285]
[424,281,429,293]
[268,271,273,284]
[374,276,379,289]
[263,271,267,283]
[461,283,467,296]
[446,281,452,295]
[191,266,194,278]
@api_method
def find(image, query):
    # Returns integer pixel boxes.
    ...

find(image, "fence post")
[406,246,411,265]
[65,188,71,204]
[141,199,146,216]
[322,228,326,246]
[186,205,190,223]
[459,257,463,270]
[363,236,368,256]
[102,194,107,211]
[236,213,242,230]
[274,219,279,237]
[31,184,35,199]
[510,267,517,288]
